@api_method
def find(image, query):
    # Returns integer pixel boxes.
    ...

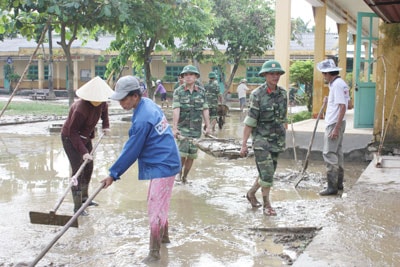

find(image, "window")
[44,65,49,80]
[95,66,107,79]
[246,66,261,79]
[28,65,38,80]
[166,66,184,81]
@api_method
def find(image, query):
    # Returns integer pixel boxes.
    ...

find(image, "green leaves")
[206,0,275,92]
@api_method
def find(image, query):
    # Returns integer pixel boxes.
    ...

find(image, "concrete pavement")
[282,109,375,162]
[293,155,400,266]
[283,109,400,266]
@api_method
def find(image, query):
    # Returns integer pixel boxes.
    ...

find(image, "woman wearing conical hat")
[61,76,114,215]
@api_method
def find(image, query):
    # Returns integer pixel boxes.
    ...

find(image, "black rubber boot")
[72,190,89,216]
[319,168,338,196]
[161,221,170,244]
[81,184,99,206]
[337,166,344,190]
[143,233,161,263]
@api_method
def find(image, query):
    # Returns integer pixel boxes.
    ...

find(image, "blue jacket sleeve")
[108,121,148,181]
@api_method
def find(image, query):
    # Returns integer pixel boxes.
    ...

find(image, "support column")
[38,58,44,90]
[337,23,348,79]
[275,0,291,90]
[312,5,327,118]
[90,58,95,79]
[56,62,60,89]
[73,59,79,90]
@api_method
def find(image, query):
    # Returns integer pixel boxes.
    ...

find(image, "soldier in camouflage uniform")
[172,65,211,183]
[240,60,287,216]
[204,72,221,131]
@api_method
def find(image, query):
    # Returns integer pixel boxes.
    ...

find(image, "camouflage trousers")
[209,106,218,121]
[177,139,198,159]
[254,149,279,187]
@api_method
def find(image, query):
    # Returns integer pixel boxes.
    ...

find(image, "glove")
[83,153,93,161]
[103,128,111,136]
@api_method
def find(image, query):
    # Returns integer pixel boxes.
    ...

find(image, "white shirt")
[325,77,349,126]
[237,83,249,99]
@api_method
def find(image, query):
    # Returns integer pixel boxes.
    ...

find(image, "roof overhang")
[304,0,389,37]
[363,0,400,23]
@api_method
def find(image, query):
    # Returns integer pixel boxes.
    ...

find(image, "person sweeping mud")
[101,76,181,263]
[240,60,287,216]
[61,76,113,216]
[317,59,350,195]
[172,65,211,183]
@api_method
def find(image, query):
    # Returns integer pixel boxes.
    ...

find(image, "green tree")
[107,0,214,98]
[289,60,314,112]
[204,0,275,100]
[291,17,313,45]
[45,0,128,105]
[4,64,20,93]
[0,0,129,106]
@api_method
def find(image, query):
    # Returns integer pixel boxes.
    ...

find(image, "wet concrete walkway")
[284,109,400,266]
[232,105,400,266]
[294,155,400,266]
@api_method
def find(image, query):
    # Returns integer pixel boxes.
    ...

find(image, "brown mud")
[0,99,371,266]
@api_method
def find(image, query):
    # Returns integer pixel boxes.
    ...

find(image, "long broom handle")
[29,182,105,267]
[51,133,105,213]
[294,100,326,188]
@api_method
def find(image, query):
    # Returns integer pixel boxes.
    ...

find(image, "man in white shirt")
[237,79,250,111]
[317,59,350,195]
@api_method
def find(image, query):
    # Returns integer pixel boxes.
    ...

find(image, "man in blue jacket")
[101,75,181,263]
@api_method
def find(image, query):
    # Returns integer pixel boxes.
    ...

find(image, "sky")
[290,0,338,33]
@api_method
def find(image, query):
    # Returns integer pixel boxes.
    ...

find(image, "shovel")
[29,182,105,266]
[29,133,105,227]
[294,100,326,188]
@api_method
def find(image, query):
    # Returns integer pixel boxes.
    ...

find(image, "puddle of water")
[0,111,372,266]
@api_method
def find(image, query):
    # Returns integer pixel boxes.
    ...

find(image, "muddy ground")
[0,99,369,266]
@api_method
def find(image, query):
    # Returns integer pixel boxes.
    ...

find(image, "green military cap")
[258,60,285,76]
[180,65,200,77]
[208,72,217,79]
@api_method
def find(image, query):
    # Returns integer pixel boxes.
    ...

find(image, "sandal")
[246,192,262,208]
[263,206,277,216]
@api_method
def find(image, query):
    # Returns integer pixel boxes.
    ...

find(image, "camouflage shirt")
[204,79,220,109]
[244,83,287,152]
[172,84,209,138]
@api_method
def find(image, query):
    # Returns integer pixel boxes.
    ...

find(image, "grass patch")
[0,101,69,116]
[288,110,312,123]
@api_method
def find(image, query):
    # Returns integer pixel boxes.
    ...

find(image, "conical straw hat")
[76,76,114,102]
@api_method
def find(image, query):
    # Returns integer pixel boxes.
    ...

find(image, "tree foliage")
[0,0,128,105]
[291,17,313,45]
[107,0,214,98]
[205,0,275,98]
[289,60,314,112]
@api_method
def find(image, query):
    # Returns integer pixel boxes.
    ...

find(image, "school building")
[0,33,340,95]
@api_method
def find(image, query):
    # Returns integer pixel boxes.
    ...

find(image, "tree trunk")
[47,26,56,99]
[144,39,156,99]
[66,52,75,106]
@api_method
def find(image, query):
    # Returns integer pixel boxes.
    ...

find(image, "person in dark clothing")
[61,76,114,215]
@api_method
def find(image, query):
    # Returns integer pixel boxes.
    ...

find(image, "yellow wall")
[374,29,400,143]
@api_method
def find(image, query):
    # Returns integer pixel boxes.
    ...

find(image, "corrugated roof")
[0,35,116,52]
[289,32,338,51]
[364,0,400,23]
[0,33,339,54]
